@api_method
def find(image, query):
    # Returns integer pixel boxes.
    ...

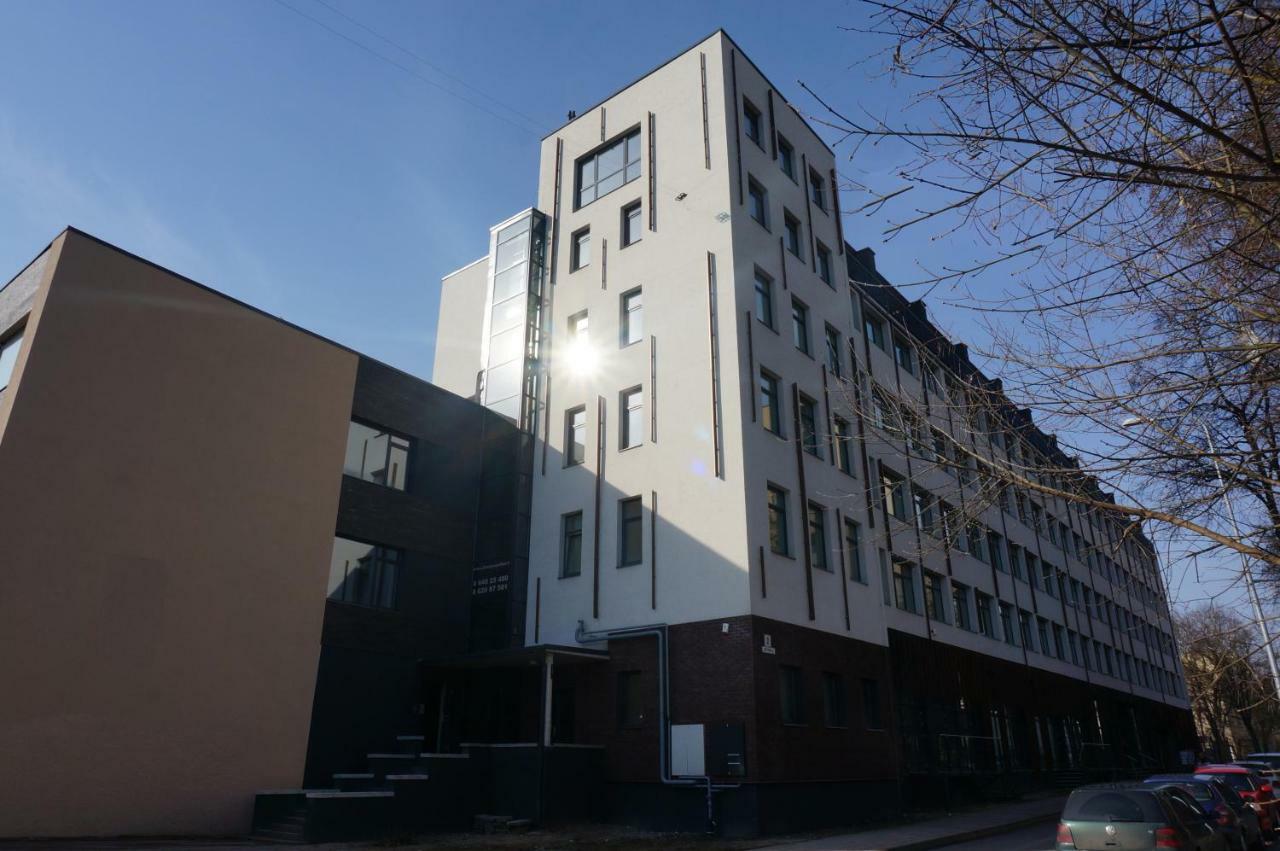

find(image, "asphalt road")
[934,820,1280,850]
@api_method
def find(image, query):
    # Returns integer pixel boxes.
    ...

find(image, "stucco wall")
[0,230,358,837]
[432,257,487,398]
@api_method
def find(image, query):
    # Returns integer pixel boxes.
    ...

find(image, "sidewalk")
[755,794,1066,851]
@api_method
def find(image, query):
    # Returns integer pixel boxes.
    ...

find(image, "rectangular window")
[967,525,987,562]
[565,406,587,465]
[1000,603,1016,645]
[952,583,972,630]
[913,489,936,536]
[328,537,399,609]
[743,98,763,146]
[754,269,775,328]
[862,679,883,730]
[808,502,830,572]
[881,466,908,521]
[619,496,643,566]
[824,325,842,377]
[975,592,995,638]
[834,418,853,474]
[823,672,847,727]
[817,242,833,285]
[1020,610,1035,650]
[925,571,946,622]
[790,297,810,354]
[760,369,783,436]
[864,312,886,349]
[767,485,790,555]
[620,288,643,346]
[568,310,589,341]
[989,532,1006,572]
[561,511,583,578]
[617,670,644,728]
[748,177,769,228]
[1009,542,1024,580]
[0,328,23,393]
[1037,618,1051,656]
[892,559,918,613]
[844,519,864,582]
[809,167,826,211]
[620,387,644,449]
[780,665,804,724]
[778,135,795,179]
[571,227,591,270]
[784,210,803,258]
[799,396,821,457]
[621,201,642,246]
[1042,562,1057,598]
[576,128,641,207]
[893,336,915,375]
[1053,624,1066,660]
[344,421,411,491]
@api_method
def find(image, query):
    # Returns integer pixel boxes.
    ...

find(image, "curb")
[885,811,1060,851]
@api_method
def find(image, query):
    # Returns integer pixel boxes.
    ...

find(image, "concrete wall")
[0,230,358,837]
[432,256,487,398]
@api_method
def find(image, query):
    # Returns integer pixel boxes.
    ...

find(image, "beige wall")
[0,230,359,837]
[432,256,487,398]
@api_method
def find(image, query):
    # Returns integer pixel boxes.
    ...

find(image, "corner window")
[778,135,795,180]
[561,511,583,578]
[619,496,643,566]
[767,484,790,555]
[780,665,804,725]
[0,328,24,393]
[808,502,830,572]
[817,242,832,286]
[760,369,783,436]
[620,387,644,449]
[565,406,587,466]
[576,128,641,208]
[809,168,827,212]
[743,98,763,147]
[344,421,411,491]
[754,269,775,329]
[864,312,886,349]
[328,537,399,609]
[799,395,821,457]
[620,288,643,346]
[571,228,591,270]
[823,672,847,727]
[791,297,810,355]
[784,210,803,258]
[621,201,643,247]
[748,177,769,228]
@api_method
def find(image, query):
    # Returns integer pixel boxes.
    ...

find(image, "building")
[433,29,1195,833]
[0,228,529,838]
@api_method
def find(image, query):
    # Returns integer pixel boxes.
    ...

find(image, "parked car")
[1145,774,1260,851]
[1235,760,1280,783]
[1196,764,1278,839]
[1246,753,1280,773]
[1057,783,1229,850]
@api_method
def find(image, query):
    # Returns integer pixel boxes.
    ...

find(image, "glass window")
[953,583,972,630]
[619,496,643,566]
[834,418,853,474]
[0,328,24,392]
[617,670,645,727]
[864,313,886,349]
[784,211,802,257]
[925,571,946,622]
[328,537,399,609]
[893,336,915,375]
[1020,610,1035,650]
[817,242,832,285]
[344,421,411,491]
[825,326,842,377]
[892,559,918,613]
[913,490,936,535]
[862,678,883,729]
[844,519,864,582]
[1000,603,1017,645]
[561,511,583,578]
[621,288,643,346]
[568,310,588,340]
[780,665,804,725]
[577,129,641,207]
[744,98,763,146]
[989,532,1006,571]
[622,202,642,246]
[572,228,591,270]
[754,270,775,328]
[791,298,810,354]
[809,168,826,211]
[1038,618,1051,655]
[565,406,586,465]
[620,387,643,449]
[760,370,783,436]
[778,135,795,179]
[767,485,790,555]
[808,503,830,572]
[881,467,908,521]
[748,177,768,228]
[976,593,994,638]
[823,672,847,727]
[799,396,821,457]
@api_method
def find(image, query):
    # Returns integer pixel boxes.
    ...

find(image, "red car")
[1196,763,1278,838]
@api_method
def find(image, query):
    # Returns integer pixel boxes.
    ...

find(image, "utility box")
[707,722,746,776]
[670,724,706,777]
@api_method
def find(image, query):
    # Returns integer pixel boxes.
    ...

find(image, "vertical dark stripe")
[830,167,844,255]
[779,236,789,290]
[822,365,835,466]
[758,545,768,599]
[600,106,606,142]
[541,372,553,476]
[650,490,658,610]
[745,311,756,423]
[836,508,852,630]
[801,152,817,271]
[649,335,657,442]
[730,49,743,205]
[601,238,607,290]
[792,383,817,622]
[707,252,724,479]
[767,89,778,159]
[647,112,657,232]
[699,53,711,170]
[593,395,605,620]
[534,577,541,643]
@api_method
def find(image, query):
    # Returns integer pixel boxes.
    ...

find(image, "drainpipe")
[575,621,739,832]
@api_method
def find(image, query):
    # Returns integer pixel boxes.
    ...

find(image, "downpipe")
[576,621,740,833]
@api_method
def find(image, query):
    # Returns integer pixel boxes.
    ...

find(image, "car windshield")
[1064,790,1161,823]
[1248,755,1280,768]
[1162,782,1213,802]
[1202,773,1255,792]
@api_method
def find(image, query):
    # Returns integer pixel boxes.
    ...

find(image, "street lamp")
[1121,415,1280,706]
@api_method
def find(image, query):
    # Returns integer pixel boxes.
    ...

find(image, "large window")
[620,387,644,449]
[561,512,583,578]
[808,502,830,572]
[344,421,411,491]
[620,288,643,346]
[791,297,810,354]
[823,672,847,727]
[760,369,783,436]
[565,406,586,466]
[576,129,641,207]
[767,484,790,555]
[0,328,23,393]
[799,395,821,457]
[780,665,804,724]
[754,269,775,328]
[328,537,399,609]
[619,496,643,566]
[844,519,864,582]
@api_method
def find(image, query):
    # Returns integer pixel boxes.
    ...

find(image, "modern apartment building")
[434,29,1194,833]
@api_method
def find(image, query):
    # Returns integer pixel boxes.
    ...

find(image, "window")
[620,288,643,346]
[892,559,918,613]
[760,369,783,436]
[1037,617,1051,656]
[864,312,886,349]
[0,328,23,393]
[952,583,972,630]
[778,135,795,179]
[780,665,804,724]
[834,418,853,474]
[1009,542,1024,580]
[620,387,644,448]
[791,298,810,354]
[567,310,589,341]
[1020,610,1035,650]
[809,167,826,211]
[328,537,399,609]
[621,201,642,246]
[799,395,821,457]
[816,242,833,286]
[754,269,775,328]
[1053,624,1066,660]
[989,532,1006,572]
[823,672,847,727]
[975,592,995,638]
[1000,603,1016,645]
[767,485,790,555]
[881,466,908,521]
[561,512,583,578]
[862,679,883,729]
[617,670,645,727]
[844,519,864,582]
[344,421,411,491]
[576,128,641,207]
[784,211,803,258]
[967,525,987,562]
[808,503,830,572]
[913,489,936,535]
[748,177,769,228]
[571,228,591,270]
[824,325,842,377]
[1068,630,1081,665]
[1042,562,1057,597]
[743,98,763,146]
[893,336,915,375]
[925,571,946,622]
[619,496,643,566]
[565,406,587,465]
